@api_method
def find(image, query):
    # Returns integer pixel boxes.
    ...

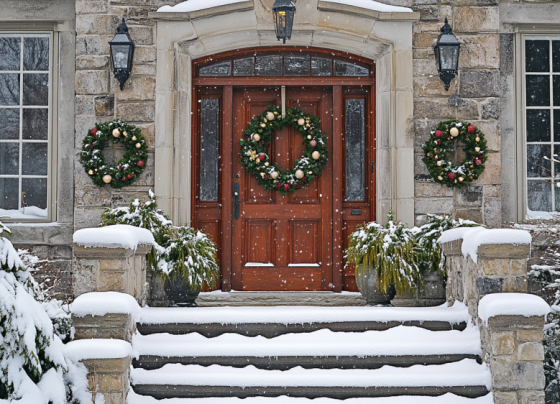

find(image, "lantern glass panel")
[111,44,130,70]
[439,45,459,71]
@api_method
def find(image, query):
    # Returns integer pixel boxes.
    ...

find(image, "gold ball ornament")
[475,137,480,142]
[253,134,261,142]
[88,170,94,175]
[102,175,112,184]
[437,161,443,166]
[112,128,121,138]
[475,147,480,152]
[450,127,459,137]
[266,112,275,121]
[438,176,443,181]
[459,177,464,182]
[295,169,304,179]
[308,171,313,175]
[307,135,312,140]
[132,136,137,141]
[136,143,142,149]
[312,151,321,160]
[298,118,305,126]
[264,162,269,166]
[271,171,279,179]
[260,123,266,128]
[123,131,128,137]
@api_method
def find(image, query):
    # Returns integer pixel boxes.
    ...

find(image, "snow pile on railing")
[438,227,531,263]
[71,291,142,321]
[73,224,155,250]
[478,293,550,323]
[158,0,247,12]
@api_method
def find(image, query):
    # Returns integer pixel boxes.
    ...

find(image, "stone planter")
[163,271,200,307]
[392,269,446,307]
[355,265,396,306]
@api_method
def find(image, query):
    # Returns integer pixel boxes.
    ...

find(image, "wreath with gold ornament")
[422,120,488,188]
[239,105,329,195]
[80,119,149,188]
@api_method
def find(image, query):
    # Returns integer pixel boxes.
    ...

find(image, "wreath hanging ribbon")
[239,105,329,195]
[422,119,488,188]
[80,119,149,188]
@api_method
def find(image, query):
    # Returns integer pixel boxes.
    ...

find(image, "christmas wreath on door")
[239,105,329,195]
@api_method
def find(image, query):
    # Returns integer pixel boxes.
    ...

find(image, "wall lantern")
[109,18,135,91]
[433,18,461,91]
[272,0,296,44]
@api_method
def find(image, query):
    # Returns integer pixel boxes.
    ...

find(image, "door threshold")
[197,291,366,307]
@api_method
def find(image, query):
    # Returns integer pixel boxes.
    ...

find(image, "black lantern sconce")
[272,0,296,44]
[109,19,135,91]
[433,18,461,91]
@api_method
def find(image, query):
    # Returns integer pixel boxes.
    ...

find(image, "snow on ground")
[72,291,141,320]
[158,0,247,12]
[139,301,470,325]
[322,0,412,13]
[478,293,550,323]
[132,325,481,358]
[131,359,491,388]
[128,391,495,404]
[73,224,155,250]
[64,339,132,362]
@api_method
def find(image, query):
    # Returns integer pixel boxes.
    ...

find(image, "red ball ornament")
[295,185,301,189]
[434,156,438,161]
[90,128,97,136]
[436,140,441,145]
[475,159,482,165]
[435,130,443,138]
[277,183,282,188]
[448,172,456,180]
[263,174,268,180]
[137,161,144,167]
[468,125,475,134]
[89,144,94,150]
[284,184,290,190]
[122,177,126,181]
[302,177,307,183]
[259,154,266,162]
[128,174,133,179]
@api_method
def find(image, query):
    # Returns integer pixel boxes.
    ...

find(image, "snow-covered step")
[132,326,481,370]
[137,303,469,337]
[130,360,491,400]
[128,390,495,404]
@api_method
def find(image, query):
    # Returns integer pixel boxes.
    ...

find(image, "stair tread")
[132,326,481,358]
[138,303,469,327]
[129,390,494,404]
[131,360,490,388]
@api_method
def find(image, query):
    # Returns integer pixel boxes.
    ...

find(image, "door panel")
[232,86,333,291]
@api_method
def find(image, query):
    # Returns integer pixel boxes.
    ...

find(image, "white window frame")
[0,31,57,223]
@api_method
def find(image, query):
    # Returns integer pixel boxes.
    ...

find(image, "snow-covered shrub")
[100,191,219,290]
[0,223,67,403]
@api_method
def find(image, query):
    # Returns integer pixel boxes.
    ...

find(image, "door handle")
[233,182,240,220]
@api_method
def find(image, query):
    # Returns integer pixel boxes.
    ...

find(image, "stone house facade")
[1,0,559,295]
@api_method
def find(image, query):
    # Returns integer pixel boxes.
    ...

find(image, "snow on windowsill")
[73,224,155,250]
[321,0,413,13]
[478,293,550,323]
[64,339,131,362]
[438,227,532,264]
[158,0,247,13]
[71,291,141,320]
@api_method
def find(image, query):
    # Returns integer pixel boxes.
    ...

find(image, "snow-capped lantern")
[273,0,296,44]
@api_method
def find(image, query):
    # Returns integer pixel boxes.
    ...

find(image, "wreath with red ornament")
[422,120,488,188]
[80,120,149,188]
[239,105,329,195]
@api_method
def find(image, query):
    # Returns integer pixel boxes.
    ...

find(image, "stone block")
[456,98,480,120]
[490,331,515,355]
[133,46,157,64]
[103,391,127,404]
[128,26,154,46]
[476,276,504,296]
[476,152,501,185]
[76,55,110,70]
[95,95,115,116]
[491,360,545,390]
[413,5,451,22]
[76,36,101,56]
[132,64,156,76]
[414,98,456,120]
[481,97,500,120]
[488,315,545,331]
[74,245,137,259]
[518,342,544,361]
[415,197,453,214]
[510,259,527,276]
[414,183,453,198]
[74,207,104,231]
[478,243,531,260]
[76,95,95,116]
[116,102,155,122]
[49,245,73,260]
[441,239,463,256]
[505,276,528,293]
[116,77,156,102]
[414,76,458,97]
[458,34,499,69]
[76,70,109,95]
[459,70,500,98]
[73,313,133,341]
[518,390,545,404]
[493,391,518,404]
[456,208,483,224]
[77,14,120,36]
[457,185,483,207]
[96,373,126,392]
[73,258,98,297]
[454,6,499,33]
[76,0,109,14]
[413,58,438,77]
[82,357,131,374]
[480,259,509,276]
[517,330,544,342]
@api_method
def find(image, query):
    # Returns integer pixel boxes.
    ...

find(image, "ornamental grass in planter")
[100,191,219,306]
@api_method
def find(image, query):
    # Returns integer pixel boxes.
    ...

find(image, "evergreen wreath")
[80,119,149,188]
[422,119,488,188]
[239,105,329,195]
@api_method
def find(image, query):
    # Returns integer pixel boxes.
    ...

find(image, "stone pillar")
[83,355,131,404]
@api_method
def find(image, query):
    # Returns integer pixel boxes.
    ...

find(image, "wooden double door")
[193,84,375,292]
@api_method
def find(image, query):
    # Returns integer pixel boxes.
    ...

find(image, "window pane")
[22,143,48,175]
[256,55,282,76]
[555,110,560,143]
[525,40,550,73]
[0,143,19,175]
[23,73,49,106]
[284,55,309,76]
[0,108,19,140]
[0,37,20,71]
[23,37,49,71]
[22,178,47,212]
[334,60,369,77]
[528,180,552,212]
[526,109,550,142]
[0,178,18,211]
[311,57,332,76]
[527,144,551,178]
[22,109,48,140]
[0,74,20,105]
[233,57,254,76]
[554,75,560,107]
[554,41,560,73]
[199,61,231,77]
[200,98,219,202]
[526,75,550,106]
[345,99,366,201]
